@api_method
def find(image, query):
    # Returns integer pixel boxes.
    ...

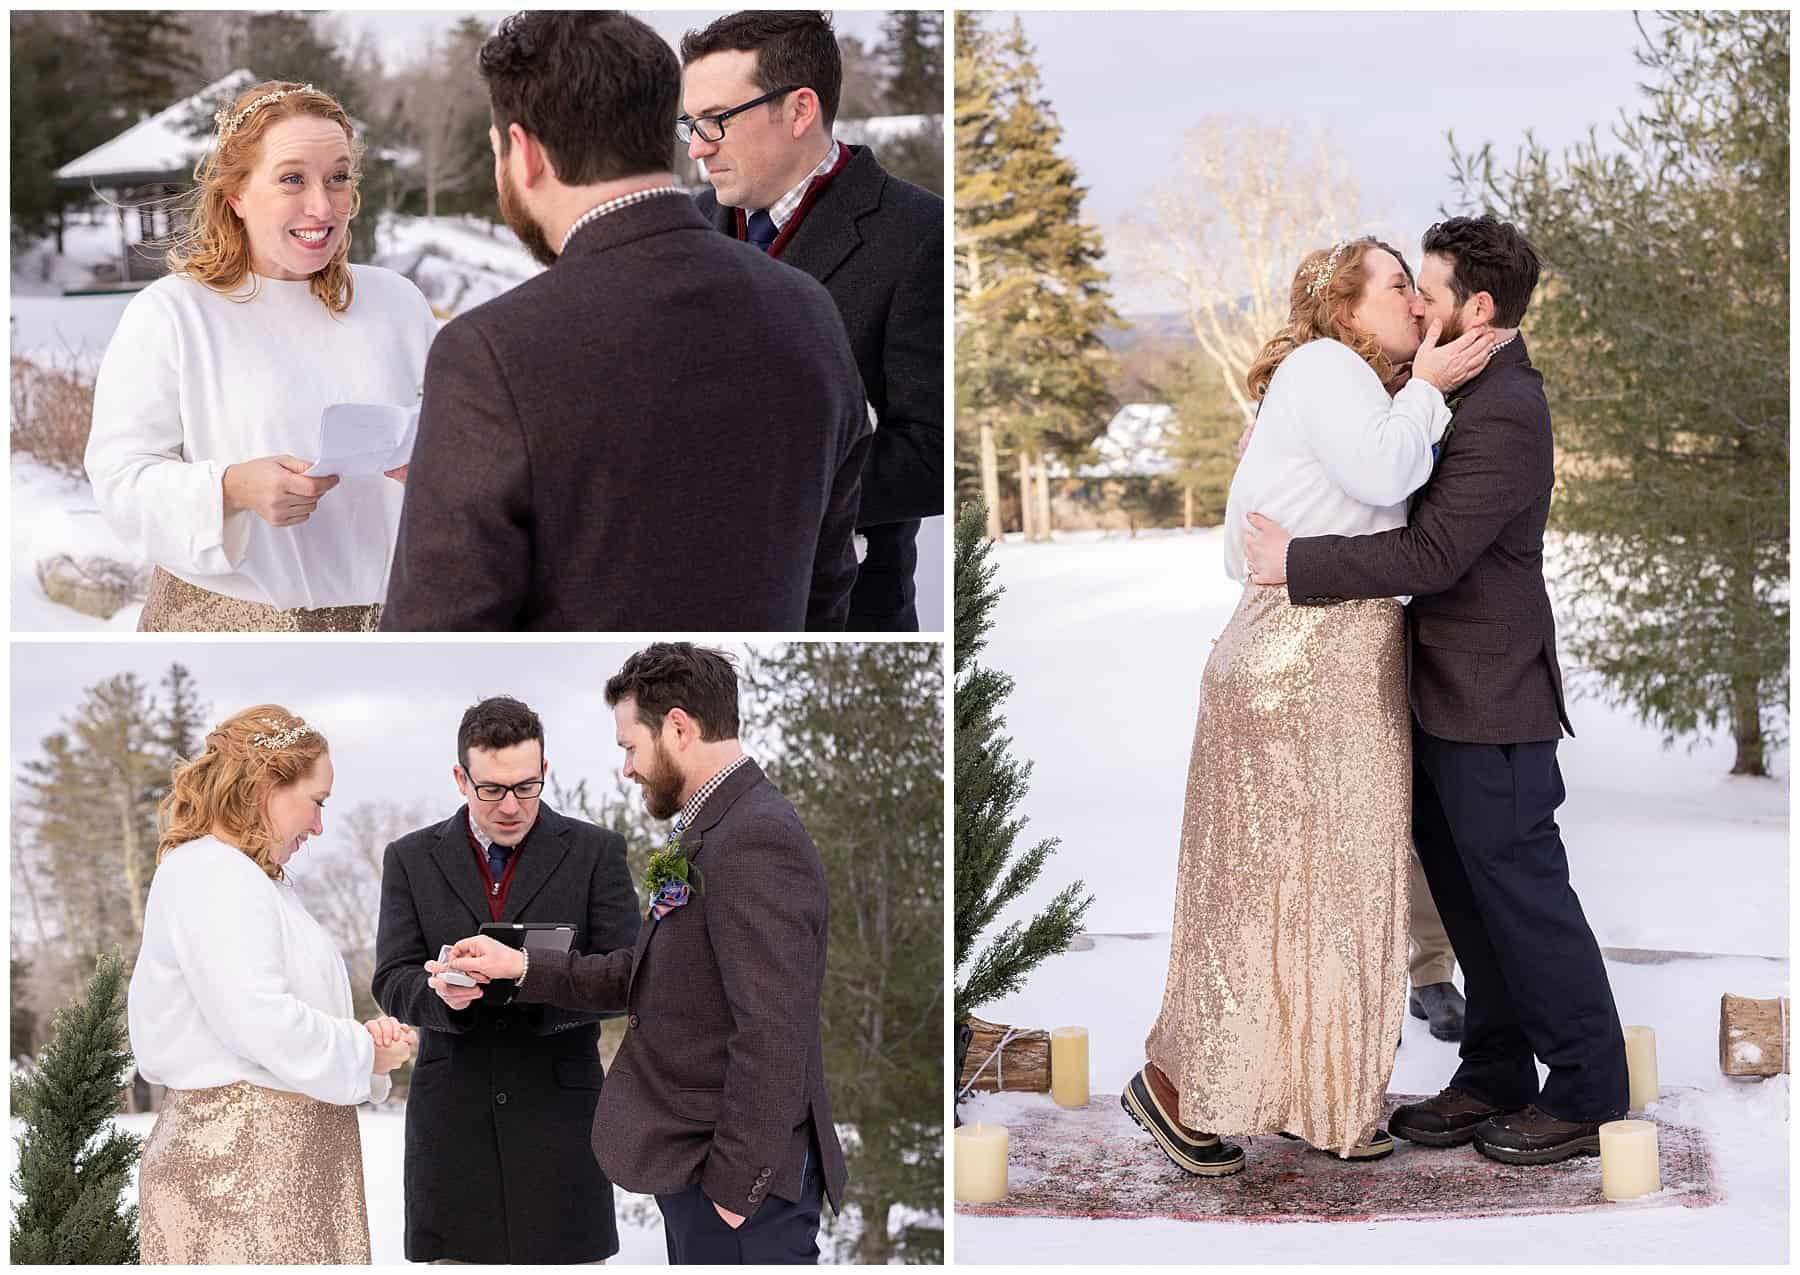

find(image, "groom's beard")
[497,164,557,268]
[1434,312,1467,344]
[636,743,686,822]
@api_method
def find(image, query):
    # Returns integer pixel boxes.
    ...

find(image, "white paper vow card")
[309,403,421,478]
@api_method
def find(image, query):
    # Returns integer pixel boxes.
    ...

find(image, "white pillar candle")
[1599,1118,1661,1200]
[1624,1025,1659,1111]
[1050,1026,1090,1108]
[953,1122,1009,1203]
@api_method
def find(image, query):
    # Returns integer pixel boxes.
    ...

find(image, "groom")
[1244,215,1629,1164]
[381,11,870,631]
[432,643,846,1263]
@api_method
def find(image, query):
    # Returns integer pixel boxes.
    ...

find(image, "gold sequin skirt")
[1145,584,1411,1155]
[138,568,382,632]
[138,1081,372,1264]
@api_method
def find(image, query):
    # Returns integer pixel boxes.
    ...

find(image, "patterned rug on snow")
[957,1092,1720,1224]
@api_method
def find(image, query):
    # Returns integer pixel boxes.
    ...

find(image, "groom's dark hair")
[605,644,740,741]
[680,11,842,128]
[458,696,545,772]
[478,11,679,184]
[1422,215,1542,327]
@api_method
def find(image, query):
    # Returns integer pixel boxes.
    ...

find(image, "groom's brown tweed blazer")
[513,760,847,1217]
[1286,337,1574,744]
[380,194,871,632]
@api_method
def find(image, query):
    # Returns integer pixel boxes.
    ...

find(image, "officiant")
[372,697,640,1263]
[84,79,439,632]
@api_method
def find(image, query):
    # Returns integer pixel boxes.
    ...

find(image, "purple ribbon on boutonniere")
[650,878,691,922]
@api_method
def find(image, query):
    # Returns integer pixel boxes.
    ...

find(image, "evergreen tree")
[953,502,1091,1023]
[881,10,944,115]
[953,16,1118,539]
[154,662,207,766]
[1452,10,1788,774]
[10,13,123,251]
[91,10,200,122]
[12,957,42,1062]
[744,644,944,1264]
[1164,353,1246,529]
[10,950,142,1264]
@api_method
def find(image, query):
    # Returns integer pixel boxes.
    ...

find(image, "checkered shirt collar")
[559,184,688,256]
[672,754,754,838]
[764,140,839,232]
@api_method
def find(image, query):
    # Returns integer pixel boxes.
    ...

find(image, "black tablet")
[480,921,576,953]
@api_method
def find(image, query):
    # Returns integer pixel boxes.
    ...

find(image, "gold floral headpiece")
[250,718,317,751]
[1304,241,1352,298]
[213,84,316,141]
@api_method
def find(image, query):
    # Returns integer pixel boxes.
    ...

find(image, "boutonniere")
[643,836,702,921]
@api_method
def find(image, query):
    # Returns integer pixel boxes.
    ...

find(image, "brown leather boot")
[1472,1105,1605,1165]
[1386,1086,1507,1147]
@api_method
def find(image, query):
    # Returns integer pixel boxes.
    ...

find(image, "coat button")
[628,1014,640,1029]
[495,1019,508,1032]
[495,1092,508,1105]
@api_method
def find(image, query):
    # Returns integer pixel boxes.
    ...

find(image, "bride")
[1123,237,1498,1172]
[85,81,438,631]
[130,705,415,1262]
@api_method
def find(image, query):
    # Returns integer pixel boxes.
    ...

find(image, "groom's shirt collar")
[674,754,753,835]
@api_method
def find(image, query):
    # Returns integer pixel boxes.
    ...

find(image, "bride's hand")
[384,464,408,485]
[223,455,340,527]
[1410,320,1498,394]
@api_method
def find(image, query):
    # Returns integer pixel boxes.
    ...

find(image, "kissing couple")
[1123,215,1629,1177]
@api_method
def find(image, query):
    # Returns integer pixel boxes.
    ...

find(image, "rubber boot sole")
[1473,1133,1603,1165]
[1387,1119,1482,1148]
[1121,1079,1245,1177]
[1277,1130,1396,1161]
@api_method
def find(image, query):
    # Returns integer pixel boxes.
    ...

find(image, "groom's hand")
[712,1201,746,1230]
[1244,512,1291,585]
[431,934,525,983]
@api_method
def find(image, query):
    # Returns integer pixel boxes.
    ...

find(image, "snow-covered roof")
[837,114,938,147]
[55,70,256,187]
[1048,403,1178,479]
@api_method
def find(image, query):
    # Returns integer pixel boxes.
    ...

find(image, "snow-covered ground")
[9,217,946,633]
[24,1104,886,1264]
[958,528,1789,1263]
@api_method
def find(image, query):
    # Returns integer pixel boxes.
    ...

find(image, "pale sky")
[990,9,1661,313]
[11,641,750,861]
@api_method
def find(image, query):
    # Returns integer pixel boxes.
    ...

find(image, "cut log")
[958,1016,1050,1093]
[1719,994,1789,1076]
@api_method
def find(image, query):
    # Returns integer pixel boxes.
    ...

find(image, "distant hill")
[1103,312,1191,353]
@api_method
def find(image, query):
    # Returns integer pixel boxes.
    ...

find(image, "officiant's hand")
[384,465,408,485]
[713,1202,745,1229]
[433,934,526,983]
[1244,512,1292,585]
[223,455,340,527]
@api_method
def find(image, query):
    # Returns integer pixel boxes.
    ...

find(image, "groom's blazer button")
[495,1092,508,1105]
[628,1013,641,1029]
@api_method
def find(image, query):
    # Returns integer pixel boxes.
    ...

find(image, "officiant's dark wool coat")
[380,194,871,632]
[698,144,944,630]
[515,762,848,1230]
[372,805,639,1264]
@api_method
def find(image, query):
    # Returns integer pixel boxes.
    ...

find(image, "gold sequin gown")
[138,1081,372,1263]
[138,568,383,632]
[1144,583,1411,1155]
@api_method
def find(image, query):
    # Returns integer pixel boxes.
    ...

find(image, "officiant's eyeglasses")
[677,86,804,143]
[468,778,544,803]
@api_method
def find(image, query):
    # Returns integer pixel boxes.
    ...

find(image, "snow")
[55,71,255,184]
[16,1103,883,1263]
[957,528,1789,1262]
[1048,403,1177,479]
[10,459,143,632]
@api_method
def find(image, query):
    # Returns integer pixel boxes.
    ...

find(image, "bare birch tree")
[1119,118,1364,425]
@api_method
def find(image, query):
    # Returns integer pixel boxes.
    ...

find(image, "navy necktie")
[487,842,510,886]
[746,209,778,252]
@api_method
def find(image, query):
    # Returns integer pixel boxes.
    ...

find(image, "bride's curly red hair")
[1245,237,1415,400]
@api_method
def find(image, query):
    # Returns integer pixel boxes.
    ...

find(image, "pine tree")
[954,502,1091,1024]
[91,10,200,122]
[10,13,125,251]
[10,950,143,1264]
[745,643,944,1264]
[1452,11,1788,774]
[952,16,1118,540]
[881,10,944,115]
